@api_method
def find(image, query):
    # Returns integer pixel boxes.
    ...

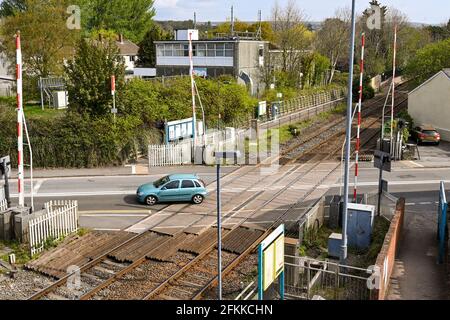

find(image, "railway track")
[28,87,409,300]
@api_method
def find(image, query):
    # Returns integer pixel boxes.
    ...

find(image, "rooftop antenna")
[256,10,262,39]
[231,6,234,36]
[193,12,197,29]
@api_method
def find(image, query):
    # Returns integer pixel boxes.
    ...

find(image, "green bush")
[121,77,257,128]
[352,76,375,102]
[0,104,150,168]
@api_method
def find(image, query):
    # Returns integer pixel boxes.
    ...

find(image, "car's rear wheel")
[192,194,204,205]
[145,195,158,206]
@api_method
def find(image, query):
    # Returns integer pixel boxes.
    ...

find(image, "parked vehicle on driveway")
[411,124,441,145]
[136,174,207,206]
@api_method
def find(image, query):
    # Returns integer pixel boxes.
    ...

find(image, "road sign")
[166,117,194,143]
[258,224,285,300]
[374,150,391,172]
[111,108,117,114]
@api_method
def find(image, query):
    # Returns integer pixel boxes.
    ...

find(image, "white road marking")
[93,228,122,231]
[408,161,424,168]
[79,210,152,214]
[419,202,432,205]
[81,214,149,218]
[33,179,45,193]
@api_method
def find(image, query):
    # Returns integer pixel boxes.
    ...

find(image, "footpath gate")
[437,181,448,264]
[148,141,192,166]
[29,200,78,256]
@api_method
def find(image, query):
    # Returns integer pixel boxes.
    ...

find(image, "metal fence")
[29,200,78,256]
[234,255,375,300]
[284,256,375,300]
[263,88,347,121]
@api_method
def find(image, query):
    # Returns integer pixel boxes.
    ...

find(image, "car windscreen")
[154,176,170,188]
[422,130,437,135]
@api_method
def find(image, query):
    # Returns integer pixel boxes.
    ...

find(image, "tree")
[137,24,169,68]
[78,0,156,43]
[270,0,314,87]
[65,38,126,116]
[425,20,450,42]
[212,20,275,42]
[315,9,350,84]
[0,0,26,17]
[358,0,389,76]
[0,0,79,78]
[404,38,450,84]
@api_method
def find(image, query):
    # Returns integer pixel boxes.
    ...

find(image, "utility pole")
[231,6,235,36]
[16,31,24,208]
[341,0,357,263]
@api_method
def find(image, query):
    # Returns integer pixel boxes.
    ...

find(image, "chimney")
[119,34,124,44]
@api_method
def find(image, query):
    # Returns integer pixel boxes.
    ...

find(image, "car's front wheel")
[192,194,204,205]
[145,195,158,206]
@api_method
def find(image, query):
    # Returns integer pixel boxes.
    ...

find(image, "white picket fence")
[29,200,78,256]
[0,199,7,212]
[0,186,7,211]
[148,141,192,166]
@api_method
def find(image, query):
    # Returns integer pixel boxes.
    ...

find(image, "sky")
[154,0,450,25]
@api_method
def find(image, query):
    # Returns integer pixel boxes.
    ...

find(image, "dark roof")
[116,39,139,56]
[92,36,140,56]
[443,69,450,79]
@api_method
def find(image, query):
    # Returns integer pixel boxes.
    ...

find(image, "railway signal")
[214,151,240,300]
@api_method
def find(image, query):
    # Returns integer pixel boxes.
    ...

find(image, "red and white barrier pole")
[353,33,365,202]
[111,75,116,122]
[16,31,24,207]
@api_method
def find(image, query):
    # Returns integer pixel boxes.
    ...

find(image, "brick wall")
[374,198,405,300]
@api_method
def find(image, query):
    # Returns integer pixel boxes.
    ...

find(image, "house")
[115,34,140,75]
[0,51,13,97]
[154,29,269,96]
[408,69,450,141]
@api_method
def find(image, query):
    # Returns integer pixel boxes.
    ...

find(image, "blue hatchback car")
[136,174,207,206]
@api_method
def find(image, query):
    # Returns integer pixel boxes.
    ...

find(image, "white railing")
[29,200,78,256]
[148,141,192,167]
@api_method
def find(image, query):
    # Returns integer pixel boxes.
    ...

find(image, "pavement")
[386,191,448,300]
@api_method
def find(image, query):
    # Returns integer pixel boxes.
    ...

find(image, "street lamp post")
[214,151,240,300]
[341,0,357,264]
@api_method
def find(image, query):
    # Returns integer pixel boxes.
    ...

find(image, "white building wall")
[123,56,136,72]
[408,72,450,141]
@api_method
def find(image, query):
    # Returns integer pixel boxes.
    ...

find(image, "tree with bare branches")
[270,0,313,87]
[315,8,351,84]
